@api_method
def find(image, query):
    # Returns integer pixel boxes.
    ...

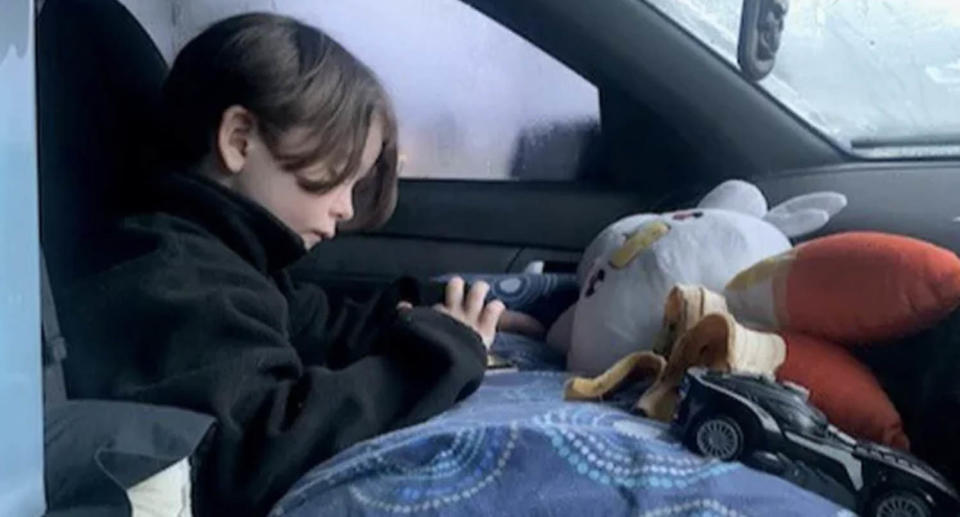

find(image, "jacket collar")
[144,172,306,274]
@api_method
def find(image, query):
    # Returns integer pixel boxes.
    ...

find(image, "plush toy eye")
[610,221,670,269]
[672,211,704,221]
[584,269,606,298]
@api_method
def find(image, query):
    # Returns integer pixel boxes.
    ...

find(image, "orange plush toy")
[566,232,960,452]
[725,232,960,449]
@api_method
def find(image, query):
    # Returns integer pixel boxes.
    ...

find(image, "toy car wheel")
[692,416,744,461]
[871,490,932,517]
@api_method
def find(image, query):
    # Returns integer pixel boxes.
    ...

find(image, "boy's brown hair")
[162,13,398,230]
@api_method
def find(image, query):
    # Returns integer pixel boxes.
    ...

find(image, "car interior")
[6,0,960,515]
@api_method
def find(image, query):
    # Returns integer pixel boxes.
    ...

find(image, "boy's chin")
[301,234,322,249]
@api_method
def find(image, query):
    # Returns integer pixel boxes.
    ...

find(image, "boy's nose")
[332,191,354,222]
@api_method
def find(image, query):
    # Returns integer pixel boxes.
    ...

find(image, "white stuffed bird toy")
[548,179,847,375]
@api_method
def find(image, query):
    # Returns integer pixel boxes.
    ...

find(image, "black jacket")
[58,173,486,516]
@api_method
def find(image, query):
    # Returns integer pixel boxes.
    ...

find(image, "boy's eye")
[297,177,337,193]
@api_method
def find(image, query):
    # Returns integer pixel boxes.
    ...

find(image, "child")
[59,13,513,517]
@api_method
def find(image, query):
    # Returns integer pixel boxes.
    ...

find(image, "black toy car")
[672,367,960,517]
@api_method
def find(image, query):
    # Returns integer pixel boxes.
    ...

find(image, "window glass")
[123,0,601,179]
[646,0,960,158]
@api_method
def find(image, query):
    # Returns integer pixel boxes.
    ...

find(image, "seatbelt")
[40,255,68,406]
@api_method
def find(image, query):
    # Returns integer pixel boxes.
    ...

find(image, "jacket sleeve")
[61,255,485,517]
[279,272,451,368]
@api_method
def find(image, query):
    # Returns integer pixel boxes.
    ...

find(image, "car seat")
[37,0,168,293]
[37,2,214,515]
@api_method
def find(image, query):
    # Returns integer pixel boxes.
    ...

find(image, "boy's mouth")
[304,229,334,247]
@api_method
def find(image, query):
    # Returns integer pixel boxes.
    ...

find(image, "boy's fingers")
[478,299,506,342]
[445,277,465,309]
[465,281,490,319]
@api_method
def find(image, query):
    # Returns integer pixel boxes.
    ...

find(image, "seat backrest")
[37,0,168,291]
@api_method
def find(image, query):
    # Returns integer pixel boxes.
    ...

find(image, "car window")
[121,0,601,181]
[645,0,960,158]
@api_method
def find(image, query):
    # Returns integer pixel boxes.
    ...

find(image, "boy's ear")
[216,105,256,174]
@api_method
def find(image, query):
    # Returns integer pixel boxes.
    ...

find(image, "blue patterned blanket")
[272,371,847,516]
[270,275,848,516]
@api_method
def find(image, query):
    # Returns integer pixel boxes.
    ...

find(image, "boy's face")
[215,106,384,250]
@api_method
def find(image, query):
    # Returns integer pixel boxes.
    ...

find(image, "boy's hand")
[397,277,504,347]
[435,277,505,347]
[397,277,546,346]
